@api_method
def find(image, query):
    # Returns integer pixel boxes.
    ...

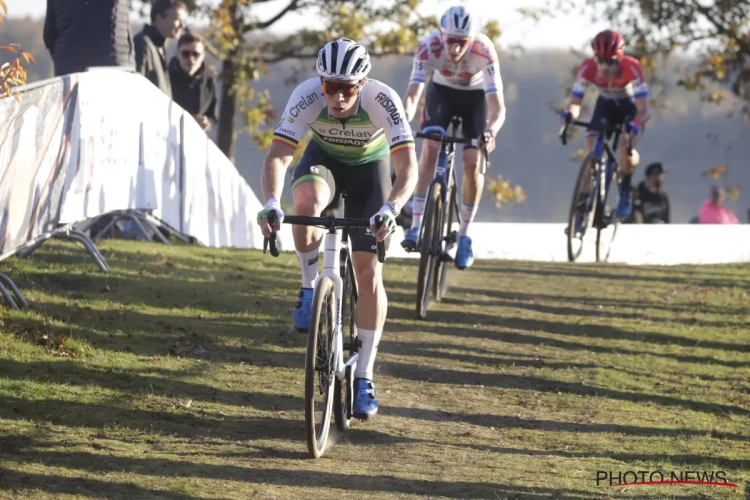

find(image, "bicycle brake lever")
[264,211,280,257]
[374,215,386,264]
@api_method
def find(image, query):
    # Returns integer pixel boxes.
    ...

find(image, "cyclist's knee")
[293,182,328,215]
[461,148,482,175]
[351,252,381,295]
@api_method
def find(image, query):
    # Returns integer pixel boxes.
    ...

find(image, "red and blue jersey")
[571,56,649,102]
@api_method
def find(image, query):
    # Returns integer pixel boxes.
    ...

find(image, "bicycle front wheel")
[417,182,443,320]
[567,153,598,262]
[305,276,336,459]
[435,178,457,302]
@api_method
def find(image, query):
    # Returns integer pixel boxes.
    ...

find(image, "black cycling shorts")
[290,140,392,254]
[420,81,487,149]
[586,96,638,137]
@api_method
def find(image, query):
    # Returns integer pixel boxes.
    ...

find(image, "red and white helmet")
[591,29,625,58]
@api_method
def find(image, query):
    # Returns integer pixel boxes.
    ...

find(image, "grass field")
[0,239,748,499]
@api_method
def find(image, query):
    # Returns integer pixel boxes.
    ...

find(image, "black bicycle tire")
[304,276,335,459]
[435,176,456,302]
[416,183,442,320]
[334,248,356,431]
[567,154,599,262]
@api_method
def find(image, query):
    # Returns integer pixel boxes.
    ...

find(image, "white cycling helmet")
[316,38,372,82]
[440,5,480,39]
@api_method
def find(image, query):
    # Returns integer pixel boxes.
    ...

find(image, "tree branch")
[262,47,407,64]
[245,0,303,32]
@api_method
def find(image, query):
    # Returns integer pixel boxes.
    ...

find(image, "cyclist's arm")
[566,61,592,119]
[261,141,295,203]
[630,60,651,125]
[261,79,320,203]
[367,83,418,208]
[485,92,506,136]
[403,82,425,124]
[389,146,419,209]
[478,37,506,135]
[403,42,431,122]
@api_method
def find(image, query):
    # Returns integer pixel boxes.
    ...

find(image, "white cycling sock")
[410,194,426,231]
[459,200,478,237]
[354,327,382,381]
[296,248,319,288]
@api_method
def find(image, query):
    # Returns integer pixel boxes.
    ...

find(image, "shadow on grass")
[0,447,604,499]
[379,361,750,417]
[390,319,750,369]
[0,359,302,411]
[409,307,750,353]
[469,262,750,290]
[439,292,747,330]
[382,406,750,443]
[448,286,749,318]
[9,299,304,363]
[0,468,204,499]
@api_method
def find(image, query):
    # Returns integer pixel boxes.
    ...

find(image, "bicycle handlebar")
[415,126,491,166]
[415,131,477,146]
[559,119,634,155]
[262,211,387,263]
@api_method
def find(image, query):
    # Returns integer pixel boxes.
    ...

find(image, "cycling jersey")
[273,77,414,166]
[571,56,649,101]
[408,30,502,94]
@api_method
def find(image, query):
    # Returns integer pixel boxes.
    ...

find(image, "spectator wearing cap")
[169,32,217,133]
[698,186,740,224]
[628,162,670,224]
[133,0,188,95]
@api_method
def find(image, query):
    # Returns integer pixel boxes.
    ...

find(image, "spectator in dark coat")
[169,32,218,132]
[43,0,135,76]
[133,0,187,96]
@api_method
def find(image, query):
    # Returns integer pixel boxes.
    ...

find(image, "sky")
[6,0,614,52]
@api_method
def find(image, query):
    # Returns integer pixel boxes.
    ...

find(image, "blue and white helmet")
[316,38,372,82]
[440,6,480,39]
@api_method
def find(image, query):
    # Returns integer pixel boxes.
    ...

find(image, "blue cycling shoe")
[292,287,313,333]
[401,227,419,252]
[455,235,474,270]
[352,378,379,420]
[615,189,633,220]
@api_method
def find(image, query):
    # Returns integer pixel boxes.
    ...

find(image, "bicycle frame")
[315,228,358,382]
[591,128,620,214]
[263,212,386,383]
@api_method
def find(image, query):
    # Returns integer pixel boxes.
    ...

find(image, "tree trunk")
[217,54,238,162]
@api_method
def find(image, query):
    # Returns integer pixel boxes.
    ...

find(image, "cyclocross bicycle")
[263,208,386,459]
[412,116,486,320]
[559,117,634,263]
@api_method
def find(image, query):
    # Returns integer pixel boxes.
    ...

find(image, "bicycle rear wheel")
[334,248,357,432]
[567,153,599,262]
[417,182,443,319]
[305,276,336,458]
[434,178,457,302]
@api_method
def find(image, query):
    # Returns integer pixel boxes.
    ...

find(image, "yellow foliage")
[486,174,527,208]
[730,184,741,202]
[0,4,33,100]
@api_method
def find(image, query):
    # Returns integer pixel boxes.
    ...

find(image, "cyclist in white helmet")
[257,38,418,420]
[401,5,507,269]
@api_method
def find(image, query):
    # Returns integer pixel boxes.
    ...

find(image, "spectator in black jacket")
[44,0,135,76]
[133,0,187,96]
[169,32,217,132]
[628,162,670,224]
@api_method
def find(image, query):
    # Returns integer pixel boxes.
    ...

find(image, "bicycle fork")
[431,151,458,261]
